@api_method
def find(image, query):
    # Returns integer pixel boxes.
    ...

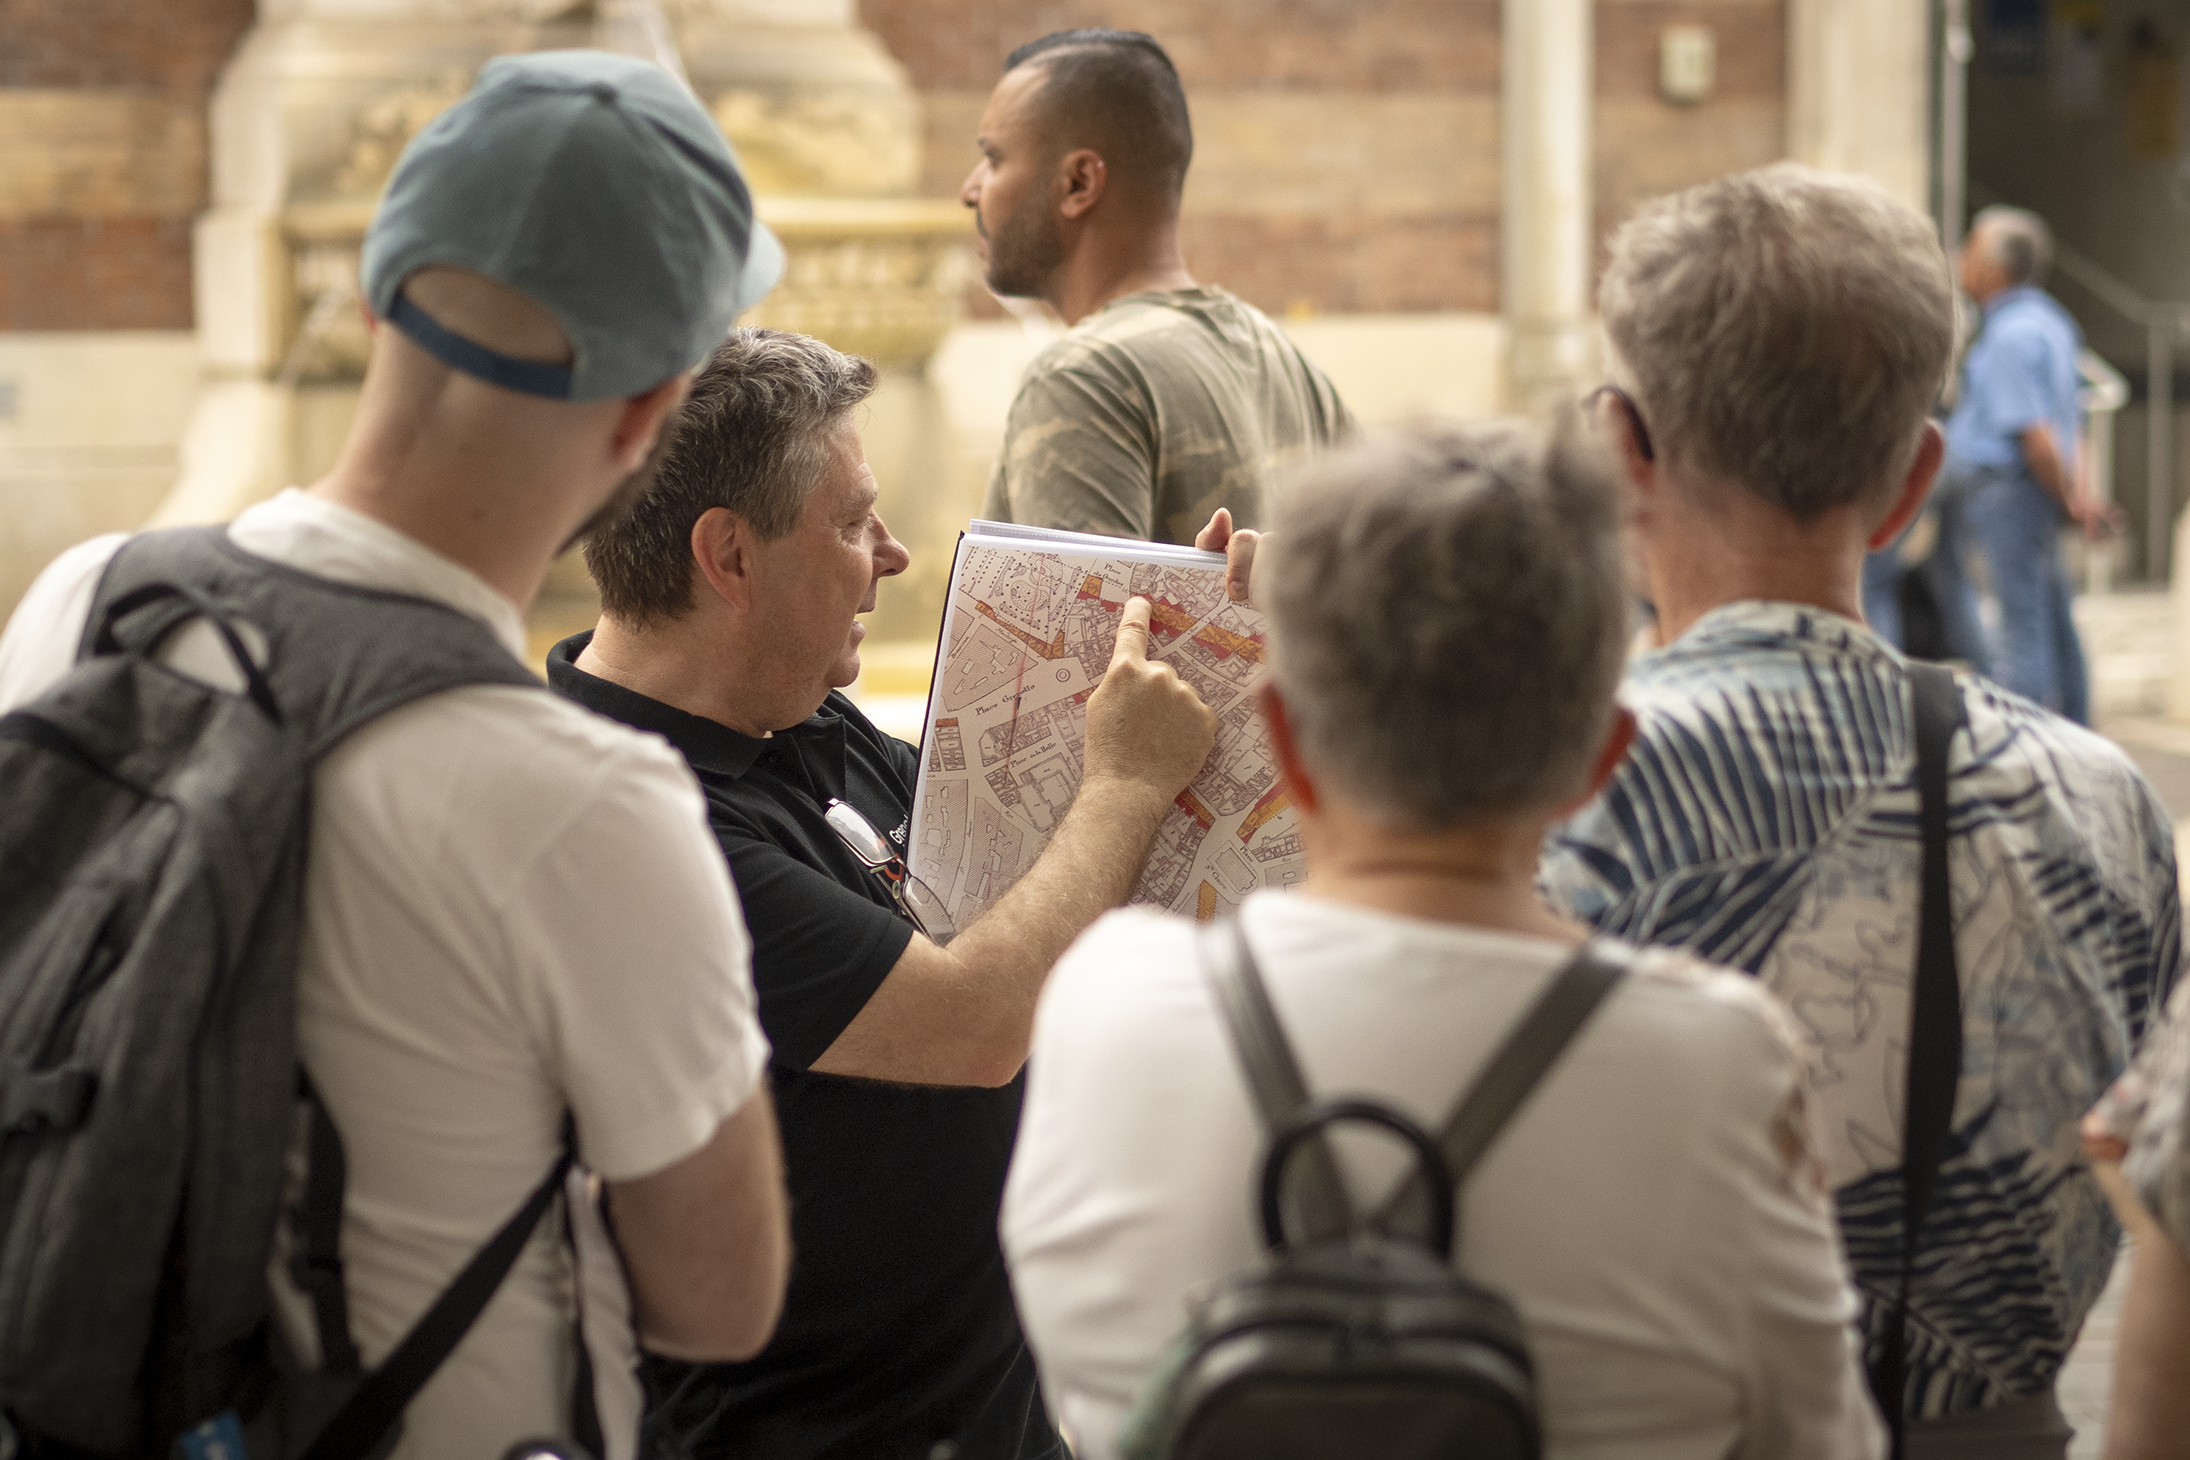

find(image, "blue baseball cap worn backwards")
[361,50,784,402]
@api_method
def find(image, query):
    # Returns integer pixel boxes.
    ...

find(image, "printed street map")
[907,523,1305,927]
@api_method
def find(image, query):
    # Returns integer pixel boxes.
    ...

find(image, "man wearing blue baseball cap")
[0,51,792,1460]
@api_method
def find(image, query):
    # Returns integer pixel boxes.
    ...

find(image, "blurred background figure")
[1946,205,2116,723]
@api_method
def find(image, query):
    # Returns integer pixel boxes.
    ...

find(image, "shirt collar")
[545,631,853,788]
[546,631,768,777]
[227,488,529,661]
[1983,284,2045,318]
[1659,599,1903,666]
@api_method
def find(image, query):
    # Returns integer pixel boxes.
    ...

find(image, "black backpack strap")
[1198,922,1352,1243]
[291,1078,363,1378]
[1374,940,1629,1237]
[296,1130,575,1460]
[1868,663,1968,1452]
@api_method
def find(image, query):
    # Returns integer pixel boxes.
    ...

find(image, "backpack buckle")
[0,1062,98,1137]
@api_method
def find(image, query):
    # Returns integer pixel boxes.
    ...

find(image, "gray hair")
[1599,162,1954,519]
[1264,416,1628,830]
[585,328,878,627]
[1973,204,2053,287]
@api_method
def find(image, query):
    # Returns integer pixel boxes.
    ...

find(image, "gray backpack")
[0,527,562,1460]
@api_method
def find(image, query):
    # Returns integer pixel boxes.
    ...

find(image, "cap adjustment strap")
[387,292,575,400]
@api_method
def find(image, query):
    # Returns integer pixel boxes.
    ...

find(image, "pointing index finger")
[1110,595,1154,668]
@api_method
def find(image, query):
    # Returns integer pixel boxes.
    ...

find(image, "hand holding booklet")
[908,522,1305,930]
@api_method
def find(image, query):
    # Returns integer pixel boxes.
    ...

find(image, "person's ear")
[691,507,757,614]
[1259,682,1319,816]
[611,371,694,473]
[1598,392,1655,498]
[1057,148,1106,221]
[1553,705,1637,817]
[1867,421,1945,552]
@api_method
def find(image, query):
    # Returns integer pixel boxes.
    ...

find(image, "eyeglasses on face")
[1584,383,1656,464]
[823,797,958,947]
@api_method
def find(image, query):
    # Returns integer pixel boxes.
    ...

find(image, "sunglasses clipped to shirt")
[823,798,958,947]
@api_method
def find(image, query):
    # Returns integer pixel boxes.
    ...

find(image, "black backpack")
[0,527,573,1460]
[1119,925,1629,1460]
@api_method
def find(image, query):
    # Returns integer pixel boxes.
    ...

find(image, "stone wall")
[0,0,1794,327]
[1,0,255,329]
[860,0,1787,319]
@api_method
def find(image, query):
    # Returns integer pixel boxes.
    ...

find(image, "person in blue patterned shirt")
[1541,164,2181,1459]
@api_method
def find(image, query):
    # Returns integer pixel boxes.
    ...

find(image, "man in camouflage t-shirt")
[962,29,1353,544]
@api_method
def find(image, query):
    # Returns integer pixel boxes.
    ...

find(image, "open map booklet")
[907,521,1304,930]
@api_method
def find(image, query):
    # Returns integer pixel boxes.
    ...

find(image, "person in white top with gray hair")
[1001,417,1885,1460]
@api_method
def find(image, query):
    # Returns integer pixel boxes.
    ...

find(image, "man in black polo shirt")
[550,327,1217,1460]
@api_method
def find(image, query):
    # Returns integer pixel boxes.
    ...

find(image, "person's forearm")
[2021,423,2074,508]
[2106,1221,2190,1460]
[945,777,1174,1040]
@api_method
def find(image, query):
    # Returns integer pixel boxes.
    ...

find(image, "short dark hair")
[1004,29,1193,209]
[584,328,877,628]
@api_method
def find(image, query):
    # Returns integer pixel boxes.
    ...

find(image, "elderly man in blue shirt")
[1949,205,2112,724]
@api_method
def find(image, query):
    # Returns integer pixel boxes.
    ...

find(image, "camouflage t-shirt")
[983,286,1354,544]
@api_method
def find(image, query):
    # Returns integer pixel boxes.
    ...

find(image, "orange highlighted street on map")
[1148,599,1199,641]
[1192,620,1265,664]
[973,600,1066,660]
[1175,786,1215,829]
[1238,784,1292,842]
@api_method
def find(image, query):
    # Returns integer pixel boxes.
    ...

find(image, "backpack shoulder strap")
[85,526,540,761]
[1869,661,1968,1448]
[1198,921,1352,1243]
[1375,939,1629,1236]
[297,1122,575,1460]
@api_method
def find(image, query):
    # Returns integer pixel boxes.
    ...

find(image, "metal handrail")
[2081,349,2128,593]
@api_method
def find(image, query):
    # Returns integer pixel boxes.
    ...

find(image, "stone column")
[1786,0,1932,211]
[1500,0,1595,415]
[153,0,964,529]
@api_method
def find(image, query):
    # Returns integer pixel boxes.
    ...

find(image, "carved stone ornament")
[330,73,473,201]
[711,87,918,197]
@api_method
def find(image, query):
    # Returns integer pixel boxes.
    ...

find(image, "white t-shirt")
[0,492,772,1460]
[1001,892,1884,1460]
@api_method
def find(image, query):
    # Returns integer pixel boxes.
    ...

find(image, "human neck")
[309,460,581,615]
[1048,217,1196,326]
[1299,804,1581,944]
[576,612,800,739]
[1639,477,1871,645]
[309,369,610,615]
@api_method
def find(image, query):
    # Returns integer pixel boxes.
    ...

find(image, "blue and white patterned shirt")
[1541,601,2180,1417]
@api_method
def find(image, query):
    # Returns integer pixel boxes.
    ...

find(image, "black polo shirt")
[548,634,1059,1460]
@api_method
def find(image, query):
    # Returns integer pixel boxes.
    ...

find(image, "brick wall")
[0,0,1787,330]
[0,0,255,329]
[861,0,1787,319]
